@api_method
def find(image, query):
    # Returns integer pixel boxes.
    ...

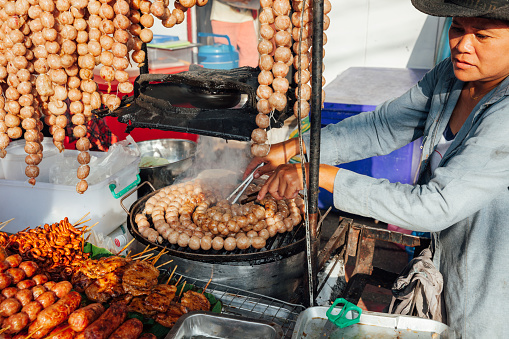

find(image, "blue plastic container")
[150,35,179,44]
[197,33,239,70]
[318,102,422,210]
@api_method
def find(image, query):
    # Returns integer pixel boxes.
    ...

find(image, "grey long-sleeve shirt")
[304,59,509,338]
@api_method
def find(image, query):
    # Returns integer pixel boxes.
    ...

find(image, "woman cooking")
[245,0,509,337]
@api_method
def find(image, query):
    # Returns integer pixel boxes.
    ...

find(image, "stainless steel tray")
[165,311,284,339]
[163,272,306,339]
[291,307,453,339]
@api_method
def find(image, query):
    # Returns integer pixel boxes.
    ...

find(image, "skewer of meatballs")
[0,0,208,192]
[251,0,332,157]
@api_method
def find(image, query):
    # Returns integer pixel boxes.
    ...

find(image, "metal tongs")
[226,163,265,205]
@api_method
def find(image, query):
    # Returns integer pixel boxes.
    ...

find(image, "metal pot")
[135,139,197,196]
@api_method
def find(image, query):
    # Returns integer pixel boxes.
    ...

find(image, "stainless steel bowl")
[135,138,197,196]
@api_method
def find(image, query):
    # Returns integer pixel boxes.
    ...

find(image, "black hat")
[411,0,509,21]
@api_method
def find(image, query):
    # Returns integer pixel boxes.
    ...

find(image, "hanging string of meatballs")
[0,0,208,193]
[251,0,331,157]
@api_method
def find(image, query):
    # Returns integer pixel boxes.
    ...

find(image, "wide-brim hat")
[411,0,509,21]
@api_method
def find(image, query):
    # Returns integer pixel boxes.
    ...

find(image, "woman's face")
[449,17,509,83]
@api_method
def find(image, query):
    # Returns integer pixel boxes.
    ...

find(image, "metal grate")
[173,273,306,339]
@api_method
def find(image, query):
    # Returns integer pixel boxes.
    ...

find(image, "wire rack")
[173,273,306,339]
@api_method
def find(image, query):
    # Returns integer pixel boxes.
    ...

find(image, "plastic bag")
[50,136,140,186]
[87,229,116,254]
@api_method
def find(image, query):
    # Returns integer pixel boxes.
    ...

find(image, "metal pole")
[306,0,324,306]
[140,43,149,75]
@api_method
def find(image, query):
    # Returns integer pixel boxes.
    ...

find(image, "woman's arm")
[301,62,451,166]
[332,102,509,232]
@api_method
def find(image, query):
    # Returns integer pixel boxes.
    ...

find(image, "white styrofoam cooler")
[0,149,140,236]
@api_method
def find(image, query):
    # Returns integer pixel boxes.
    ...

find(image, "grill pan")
[124,184,306,264]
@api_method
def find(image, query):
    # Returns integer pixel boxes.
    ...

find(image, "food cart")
[0,0,452,337]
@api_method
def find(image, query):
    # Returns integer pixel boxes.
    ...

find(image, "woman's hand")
[257,163,340,201]
[257,163,308,200]
[243,138,305,180]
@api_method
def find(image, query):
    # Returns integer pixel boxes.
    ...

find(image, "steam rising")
[176,136,252,198]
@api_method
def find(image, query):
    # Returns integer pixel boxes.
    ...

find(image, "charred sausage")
[4,255,22,268]
[28,291,81,339]
[0,261,10,273]
[83,302,127,339]
[108,318,143,339]
[43,281,56,290]
[36,291,57,308]
[0,298,21,317]
[32,275,49,286]
[2,288,18,299]
[31,286,46,299]
[50,281,72,299]
[21,301,43,322]
[68,303,105,332]
[46,323,76,339]
[0,273,13,290]
[3,312,30,334]
[6,269,25,284]
[18,262,38,278]
[17,280,36,290]
[15,289,33,306]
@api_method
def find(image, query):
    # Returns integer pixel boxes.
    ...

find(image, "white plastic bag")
[50,136,140,185]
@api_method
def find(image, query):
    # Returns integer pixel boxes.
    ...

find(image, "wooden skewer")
[24,325,45,339]
[167,265,178,284]
[0,218,14,231]
[44,325,70,339]
[178,281,187,300]
[131,247,156,259]
[140,253,154,261]
[73,212,90,226]
[175,275,183,286]
[202,268,214,294]
[73,218,91,227]
[126,250,132,258]
[151,248,168,265]
[0,326,11,335]
[118,238,135,254]
[132,244,151,258]
[155,260,173,269]
[134,253,153,261]
[83,222,99,233]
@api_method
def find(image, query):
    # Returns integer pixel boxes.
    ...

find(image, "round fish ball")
[188,236,201,250]
[251,237,266,249]
[211,236,224,251]
[177,233,190,247]
[236,236,251,250]
[258,229,270,240]
[168,230,179,244]
[223,237,237,251]
[200,235,212,250]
